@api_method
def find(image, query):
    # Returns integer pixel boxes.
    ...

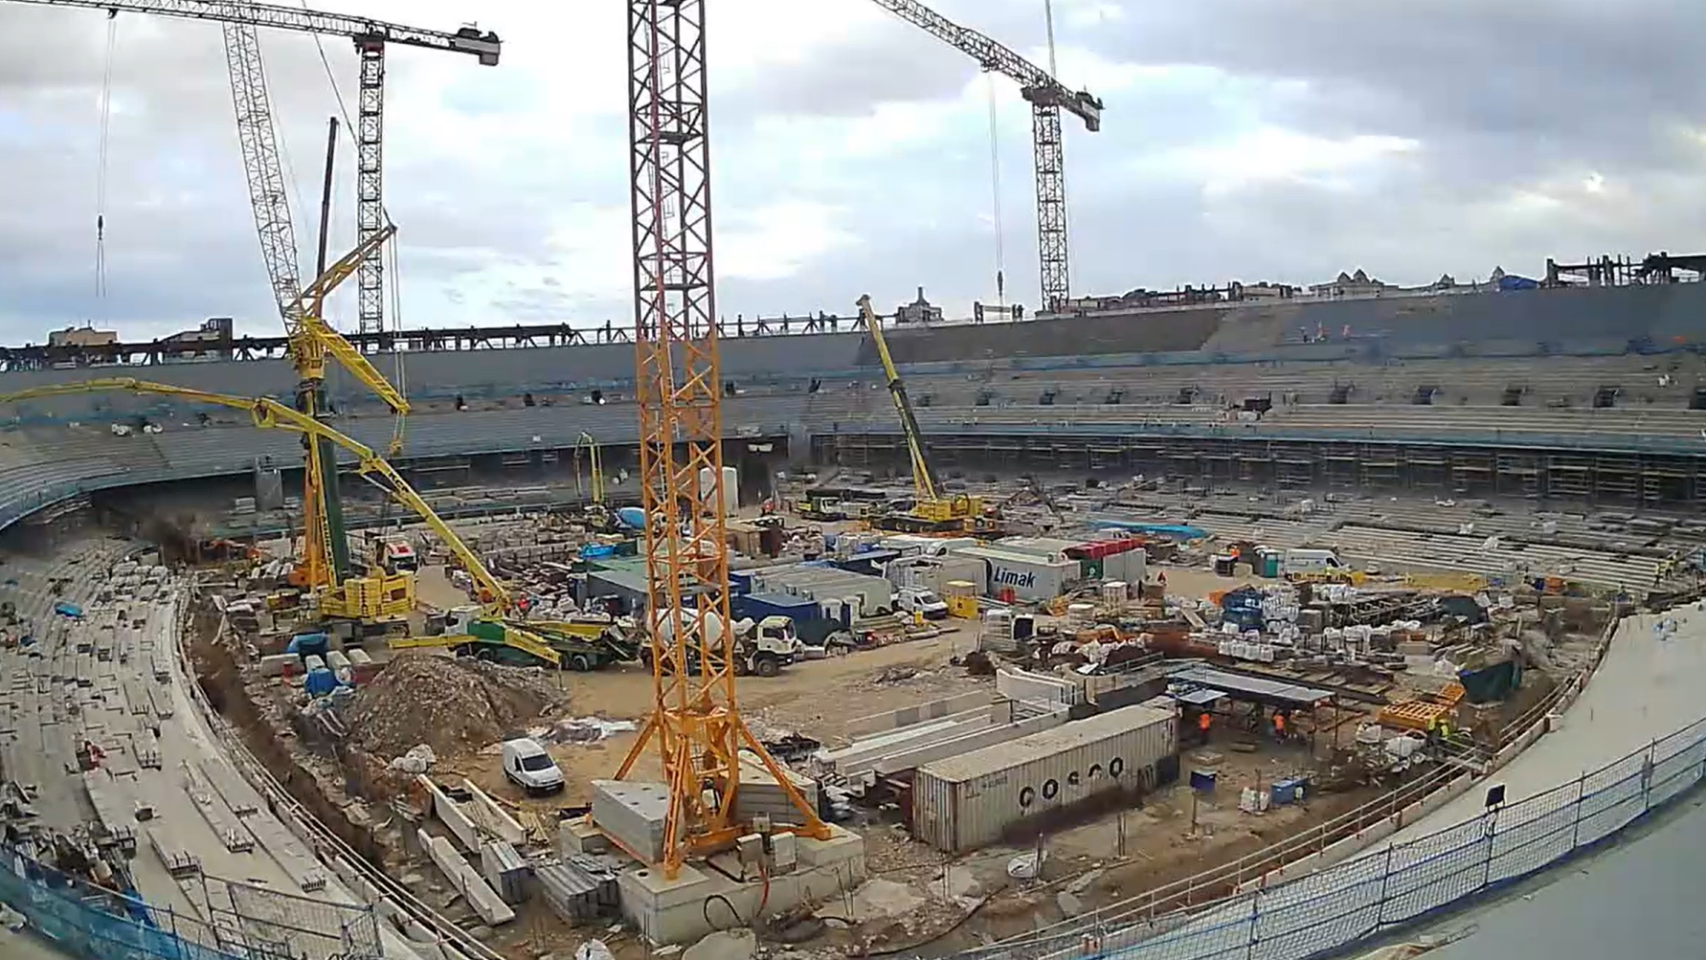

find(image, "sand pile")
[344,653,567,758]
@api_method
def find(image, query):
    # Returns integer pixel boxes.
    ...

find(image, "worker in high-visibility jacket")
[1197,711,1212,744]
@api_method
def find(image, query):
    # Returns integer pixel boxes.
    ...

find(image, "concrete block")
[480,840,531,905]
[736,751,819,826]
[560,816,612,856]
[592,780,668,862]
[618,825,866,944]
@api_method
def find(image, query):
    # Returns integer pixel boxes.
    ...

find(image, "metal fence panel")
[223,878,383,960]
[1485,781,1580,883]
[1377,813,1484,925]
[1576,770,1645,844]
[1248,854,1386,960]
[1114,910,1254,960]
[1646,740,1706,809]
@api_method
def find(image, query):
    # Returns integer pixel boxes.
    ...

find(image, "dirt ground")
[438,625,993,810]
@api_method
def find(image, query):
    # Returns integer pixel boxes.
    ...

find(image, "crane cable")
[93,10,119,312]
[986,74,1006,309]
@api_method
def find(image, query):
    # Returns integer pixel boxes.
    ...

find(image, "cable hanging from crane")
[92,8,118,310]
[986,74,1006,308]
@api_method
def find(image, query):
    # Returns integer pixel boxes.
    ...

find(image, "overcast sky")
[1,0,1703,342]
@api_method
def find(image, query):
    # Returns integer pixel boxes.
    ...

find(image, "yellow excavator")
[855,294,992,533]
[0,379,628,668]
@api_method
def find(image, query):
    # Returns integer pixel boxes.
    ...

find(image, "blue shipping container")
[733,592,818,621]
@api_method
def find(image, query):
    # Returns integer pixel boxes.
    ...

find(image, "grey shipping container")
[911,703,1177,853]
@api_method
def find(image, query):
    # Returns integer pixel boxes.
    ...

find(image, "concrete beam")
[461,778,526,847]
[417,775,479,851]
[418,830,516,927]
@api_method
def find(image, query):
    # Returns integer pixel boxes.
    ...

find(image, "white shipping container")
[698,466,739,517]
[886,555,985,595]
[912,703,1178,853]
[1104,549,1146,585]
[950,546,1076,602]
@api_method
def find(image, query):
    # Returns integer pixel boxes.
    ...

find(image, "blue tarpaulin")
[1090,520,1210,540]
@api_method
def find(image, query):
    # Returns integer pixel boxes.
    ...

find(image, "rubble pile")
[344,653,567,758]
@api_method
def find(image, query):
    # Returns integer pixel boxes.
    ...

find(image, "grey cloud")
[3,0,1706,345]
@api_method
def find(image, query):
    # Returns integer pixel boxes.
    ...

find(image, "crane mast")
[11,0,501,335]
[607,0,824,880]
[867,0,1101,313]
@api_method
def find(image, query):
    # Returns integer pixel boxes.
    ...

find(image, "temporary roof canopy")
[1169,665,1335,709]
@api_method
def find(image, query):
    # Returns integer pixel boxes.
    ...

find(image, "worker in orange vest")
[1272,712,1287,741]
[1197,711,1212,744]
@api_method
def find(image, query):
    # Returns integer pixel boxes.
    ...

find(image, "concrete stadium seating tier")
[3,282,1706,529]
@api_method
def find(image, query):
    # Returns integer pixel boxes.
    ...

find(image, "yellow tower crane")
[599,0,828,880]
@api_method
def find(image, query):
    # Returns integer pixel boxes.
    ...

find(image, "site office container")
[752,567,895,617]
[911,703,1178,853]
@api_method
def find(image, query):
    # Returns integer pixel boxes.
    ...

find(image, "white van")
[1282,548,1344,575]
[896,587,949,620]
[500,737,565,794]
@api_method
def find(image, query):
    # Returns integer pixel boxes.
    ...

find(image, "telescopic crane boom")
[856,294,939,503]
[866,0,1100,313]
[11,0,501,335]
[0,378,511,613]
[856,295,986,531]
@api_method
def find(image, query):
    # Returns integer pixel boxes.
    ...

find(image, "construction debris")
[342,653,567,759]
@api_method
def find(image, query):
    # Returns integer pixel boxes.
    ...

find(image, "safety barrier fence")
[0,845,369,960]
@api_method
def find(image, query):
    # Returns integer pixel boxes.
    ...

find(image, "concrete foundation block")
[617,824,866,945]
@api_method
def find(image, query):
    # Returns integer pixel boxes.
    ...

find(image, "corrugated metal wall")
[912,706,1177,853]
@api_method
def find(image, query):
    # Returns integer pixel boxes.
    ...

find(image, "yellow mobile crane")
[856,294,991,533]
[0,378,623,666]
[281,226,413,611]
